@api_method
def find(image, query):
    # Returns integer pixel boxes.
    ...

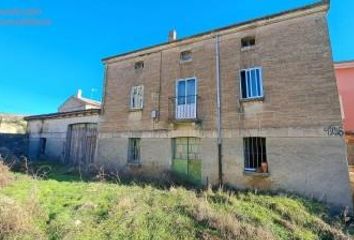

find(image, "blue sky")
[0,0,353,115]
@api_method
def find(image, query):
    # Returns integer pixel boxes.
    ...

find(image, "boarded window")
[243,137,267,172]
[241,36,255,48]
[135,61,144,70]
[172,137,200,160]
[180,50,192,62]
[130,85,144,109]
[240,67,263,99]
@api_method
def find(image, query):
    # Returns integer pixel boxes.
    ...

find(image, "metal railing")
[168,95,200,122]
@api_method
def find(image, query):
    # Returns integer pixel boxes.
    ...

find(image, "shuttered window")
[130,85,144,110]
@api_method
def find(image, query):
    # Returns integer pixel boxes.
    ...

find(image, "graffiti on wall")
[324,125,344,137]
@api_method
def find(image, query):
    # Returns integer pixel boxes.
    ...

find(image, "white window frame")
[175,77,198,103]
[130,85,144,110]
[175,77,198,120]
[239,67,264,100]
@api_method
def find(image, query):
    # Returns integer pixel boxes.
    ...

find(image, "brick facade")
[96,2,353,210]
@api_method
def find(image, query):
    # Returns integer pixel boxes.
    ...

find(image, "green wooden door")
[172,138,201,185]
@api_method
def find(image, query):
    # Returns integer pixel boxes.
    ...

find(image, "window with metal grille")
[243,137,267,172]
[180,50,192,63]
[130,85,144,110]
[240,67,263,99]
[128,138,140,163]
[172,137,200,160]
[241,36,255,48]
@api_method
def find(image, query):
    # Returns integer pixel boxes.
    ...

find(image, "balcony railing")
[168,95,200,122]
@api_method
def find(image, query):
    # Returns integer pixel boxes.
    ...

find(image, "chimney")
[168,29,177,42]
[76,89,82,98]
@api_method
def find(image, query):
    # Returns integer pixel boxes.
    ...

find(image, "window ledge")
[180,59,192,64]
[243,171,270,177]
[240,96,264,103]
[129,108,143,112]
[127,162,141,167]
[241,46,256,52]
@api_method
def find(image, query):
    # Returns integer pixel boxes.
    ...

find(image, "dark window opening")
[241,36,256,48]
[243,137,267,173]
[39,137,46,155]
[240,70,247,99]
[128,138,140,163]
[135,61,144,70]
[180,50,192,62]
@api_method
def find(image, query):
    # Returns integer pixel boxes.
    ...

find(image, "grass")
[0,162,353,240]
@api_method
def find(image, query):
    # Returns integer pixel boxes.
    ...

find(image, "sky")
[0,0,353,115]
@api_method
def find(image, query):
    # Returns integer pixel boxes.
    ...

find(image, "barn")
[25,90,100,168]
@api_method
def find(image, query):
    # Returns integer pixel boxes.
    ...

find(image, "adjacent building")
[25,90,101,166]
[335,60,354,165]
[95,1,353,209]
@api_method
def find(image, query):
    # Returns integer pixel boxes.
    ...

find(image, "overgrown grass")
[0,162,353,240]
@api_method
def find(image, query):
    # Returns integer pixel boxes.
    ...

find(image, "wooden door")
[65,123,97,168]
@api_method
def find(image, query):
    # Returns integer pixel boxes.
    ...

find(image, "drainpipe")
[101,64,108,115]
[215,35,223,186]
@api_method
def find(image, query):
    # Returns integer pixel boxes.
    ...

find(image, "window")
[130,85,144,110]
[135,61,144,70]
[180,50,192,62]
[128,138,140,163]
[172,137,200,160]
[39,137,46,155]
[243,137,267,172]
[175,78,197,119]
[241,36,255,48]
[240,67,263,99]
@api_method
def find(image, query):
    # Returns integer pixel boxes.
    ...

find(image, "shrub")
[0,160,13,188]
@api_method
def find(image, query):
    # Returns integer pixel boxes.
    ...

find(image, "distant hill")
[0,114,27,134]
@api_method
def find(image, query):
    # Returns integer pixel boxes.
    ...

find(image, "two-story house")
[95,1,353,209]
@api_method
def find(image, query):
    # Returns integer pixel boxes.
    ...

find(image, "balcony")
[168,95,200,123]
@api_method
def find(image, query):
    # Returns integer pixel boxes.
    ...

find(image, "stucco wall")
[335,66,354,133]
[27,115,99,161]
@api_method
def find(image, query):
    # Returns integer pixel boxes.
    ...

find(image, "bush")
[0,160,13,188]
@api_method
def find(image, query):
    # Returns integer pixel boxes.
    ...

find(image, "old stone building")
[96,1,352,209]
[25,90,101,166]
